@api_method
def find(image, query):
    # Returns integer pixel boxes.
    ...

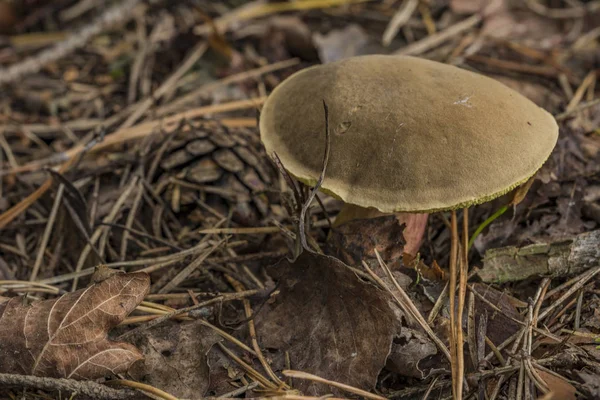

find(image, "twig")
[1,98,265,178]
[227,276,289,389]
[0,0,142,85]
[118,293,254,340]
[455,208,469,399]
[158,58,300,116]
[282,370,386,400]
[0,373,137,400]
[525,0,600,19]
[158,238,225,294]
[298,101,331,252]
[538,266,600,320]
[121,41,209,129]
[106,379,178,400]
[382,0,419,46]
[365,251,451,361]
[30,184,64,281]
[218,381,260,398]
[448,210,459,399]
[217,342,277,390]
[395,14,481,56]
[72,176,139,290]
[555,98,600,121]
[193,0,373,36]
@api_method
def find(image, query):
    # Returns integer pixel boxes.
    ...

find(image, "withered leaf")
[577,371,600,399]
[535,369,577,400]
[128,321,221,398]
[386,328,437,379]
[403,254,445,282]
[326,214,406,266]
[327,212,428,266]
[255,251,399,395]
[470,284,521,352]
[0,271,149,379]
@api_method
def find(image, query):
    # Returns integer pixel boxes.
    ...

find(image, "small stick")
[298,101,331,251]
[226,276,288,389]
[455,208,469,398]
[217,342,276,390]
[106,379,178,400]
[366,252,451,361]
[539,266,600,320]
[30,184,64,281]
[449,210,459,399]
[282,370,386,400]
[0,373,136,400]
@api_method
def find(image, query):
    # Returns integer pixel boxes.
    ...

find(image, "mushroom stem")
[449,210,459,399]
[456,207,469,399]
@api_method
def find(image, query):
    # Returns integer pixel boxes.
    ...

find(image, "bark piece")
[479,230,600,283]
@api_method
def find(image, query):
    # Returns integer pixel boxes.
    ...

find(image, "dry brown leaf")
[470,284,521,352]
[535,369,577,400]
[326,212,428,266]
[386,328,437,379]
[205,345,245,396]
[0,271,149,379]
[255,251,399,395]
[403,254,446,281]
[577,371,600,399]
[326,214,406,266]
[127,321,221,398]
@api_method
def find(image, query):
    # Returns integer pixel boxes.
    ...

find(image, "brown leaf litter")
[0,271,149,379]
[127,320,221,398]
[254,250,400,395]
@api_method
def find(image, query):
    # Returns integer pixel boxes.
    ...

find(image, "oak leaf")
[0,271,150,379]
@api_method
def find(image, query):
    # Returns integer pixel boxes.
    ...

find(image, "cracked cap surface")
[259,55,559,213]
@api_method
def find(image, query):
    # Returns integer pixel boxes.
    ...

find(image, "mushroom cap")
[259,55,559,213]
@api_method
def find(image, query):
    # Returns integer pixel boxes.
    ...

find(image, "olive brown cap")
[259,55,559,213]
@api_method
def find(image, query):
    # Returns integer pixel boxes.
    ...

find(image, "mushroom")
[259,55,558,398]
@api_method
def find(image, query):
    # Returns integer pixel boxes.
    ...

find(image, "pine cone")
[155,121,277,227]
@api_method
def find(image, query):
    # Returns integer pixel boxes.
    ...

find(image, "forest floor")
[0,1,599,399]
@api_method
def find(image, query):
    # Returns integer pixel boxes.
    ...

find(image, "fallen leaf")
[403,254,445,282]
[536,330,600,363]
[0,271,149,379]
[470,284,521,353]
[584,302,600,330]
[326,214,406,266]
[535,369,576,400]
[326,211,427,266]
[205,345,246,396]
[255,251,399,395]
[386,328,437,379]
[576,371,600,399]
[127,321,221,398]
